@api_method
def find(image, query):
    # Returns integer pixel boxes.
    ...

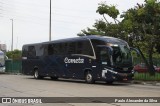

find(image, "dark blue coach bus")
[22,35,135,84]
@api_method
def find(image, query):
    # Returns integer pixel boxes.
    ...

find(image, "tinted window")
[43,44,48,56]
[76,42,83,54]
[58,43,67,55]
[47,43,67,55]
[22,46,28,57]
[68,42,76,54]
[35,45,44,56]
[53,44,59,55]
[48,44,54,55]
[65,43,68,54]
[91,39,105,51]
[82,40,93,56]
[40,40,100,56]
[28,46,36,57]
[99,47,111,66]
[100,48,109,62]
[75,40,94,56]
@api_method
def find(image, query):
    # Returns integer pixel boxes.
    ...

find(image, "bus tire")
[34,69,43,79]
[85,71,95,84]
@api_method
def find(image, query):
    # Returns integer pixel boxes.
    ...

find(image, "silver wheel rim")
[87,74,92,81]
[35,71,38,78]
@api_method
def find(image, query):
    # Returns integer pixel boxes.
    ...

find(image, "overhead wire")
[0,12,87,33]
[0,0,96,34]
[6,0,95,12]
[0,1,96,20]
[0,11,90,26]
[0,3,95,26]
[0,0,95,18]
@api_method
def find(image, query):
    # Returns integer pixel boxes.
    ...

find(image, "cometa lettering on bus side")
[64,57,84,63]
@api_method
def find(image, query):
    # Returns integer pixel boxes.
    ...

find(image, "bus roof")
[23,35,127,46]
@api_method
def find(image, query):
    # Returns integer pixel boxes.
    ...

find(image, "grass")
[134,72,160,81]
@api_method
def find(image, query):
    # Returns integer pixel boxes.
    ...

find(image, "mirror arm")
[130,47,140,56]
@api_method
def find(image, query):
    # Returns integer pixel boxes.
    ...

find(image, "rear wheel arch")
[33,67,43,79]
[34,66,38,72]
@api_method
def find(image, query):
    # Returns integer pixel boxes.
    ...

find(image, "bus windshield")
[111,45,132,67]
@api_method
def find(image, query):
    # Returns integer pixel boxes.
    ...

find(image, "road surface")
[0,74,159,106]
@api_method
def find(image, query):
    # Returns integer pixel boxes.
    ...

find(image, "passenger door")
[97,46,111,67]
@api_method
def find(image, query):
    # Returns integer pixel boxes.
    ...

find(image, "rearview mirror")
[130,47,140,57]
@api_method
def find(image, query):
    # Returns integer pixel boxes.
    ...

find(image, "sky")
[0,0,145,50]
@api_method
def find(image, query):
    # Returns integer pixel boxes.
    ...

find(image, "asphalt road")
[0,74,160,106]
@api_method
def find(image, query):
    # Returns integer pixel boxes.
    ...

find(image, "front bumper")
[102,68,134,81]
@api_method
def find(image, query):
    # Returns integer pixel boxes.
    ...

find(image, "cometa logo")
[64,57,84,63]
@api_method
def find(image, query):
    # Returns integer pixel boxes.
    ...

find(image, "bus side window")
[100,50,109,61]
[91,39,105,52]
[99,48,111,66]
[64,43,68,55]
[54,44,60,55]
[48,44,54,55]
[28,46,36,58]
[76,42,82,54]
[82,40,94,56]
[68,42,76,54]
[112,47,122,63]
[58,43,66,55]
[22,46,28,57]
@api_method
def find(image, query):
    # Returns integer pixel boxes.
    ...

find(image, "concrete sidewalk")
[132,80,160,86]
[1,73,160,86]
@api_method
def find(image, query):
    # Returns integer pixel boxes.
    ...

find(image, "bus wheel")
[34,70,42,79]
[85,71,95,84]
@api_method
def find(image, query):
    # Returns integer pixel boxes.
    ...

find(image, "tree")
[6,49,22,60]
[78,2,121,38]
[78,0,160,75]
[96,2,120,24]
[78,2,129,41]
[121,0,160,75]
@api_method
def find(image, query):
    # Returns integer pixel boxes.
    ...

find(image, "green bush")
[134,72,160,81]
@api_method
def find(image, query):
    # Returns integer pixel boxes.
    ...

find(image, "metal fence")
[133,57,160,66]
[134,72,160,81]
[5,59,22,73]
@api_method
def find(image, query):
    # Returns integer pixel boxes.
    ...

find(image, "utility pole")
[49,0,51,41]
[10,19,13,51]
[10,19,14,72]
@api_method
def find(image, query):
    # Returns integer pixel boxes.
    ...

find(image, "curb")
[132,80,160,86]
[0,72,22,75]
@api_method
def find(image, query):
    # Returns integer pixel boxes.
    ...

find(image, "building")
[0,44,7,53]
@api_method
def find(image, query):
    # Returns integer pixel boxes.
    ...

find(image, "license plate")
[123,78,127,81]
